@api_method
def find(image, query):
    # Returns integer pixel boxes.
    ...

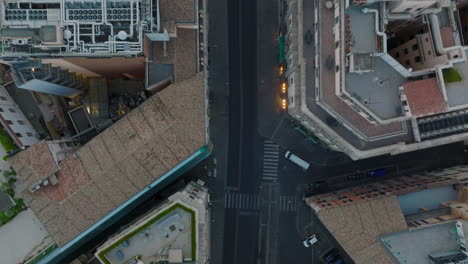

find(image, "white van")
[285,151,310,170]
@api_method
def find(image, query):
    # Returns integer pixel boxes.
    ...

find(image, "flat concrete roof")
[346,56,407,120]
[446,50,468,107]
[10,73,205,247]
[347,5,377,54]
[380,221,468,264]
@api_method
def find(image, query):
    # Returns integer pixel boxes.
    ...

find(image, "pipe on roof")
[362,8,387,53]
[146,77,173,94]
[428,13,454,55]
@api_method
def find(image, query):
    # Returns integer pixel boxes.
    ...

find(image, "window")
[0,96,7,101]
[416,7,423,11]
[395,52,400,58]
[26,132,33,137]
[425,38,429,42]
[412,44,418,51]
[405,8,412,12]
[65,142,73,147]
[405,60,411,66]
[8,108,15,113]
[17,120,24,125]
[15,133,22,137]
[428,50,432,55]
[6,120,12,125]
[0,108,4,112]
[414,56,422,63]
[403,48,409,55]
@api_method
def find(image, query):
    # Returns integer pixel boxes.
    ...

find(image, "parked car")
[321,248,345,264]
[367,168,387,178]
[303,234,318,247]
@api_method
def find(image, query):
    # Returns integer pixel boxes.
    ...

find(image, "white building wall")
[0,85,39,147]
[389,0,437,15]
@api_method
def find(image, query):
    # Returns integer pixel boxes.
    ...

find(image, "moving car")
[285,151,310,170]
[303,234,318,247]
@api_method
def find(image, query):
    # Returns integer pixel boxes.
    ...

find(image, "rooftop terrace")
[99,204,195,264]
[346,56,407,120]
[445,50,468,107]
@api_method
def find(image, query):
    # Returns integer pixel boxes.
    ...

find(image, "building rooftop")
[10,141,59,191]
[445,50,468,107]
[403,77,448,118]
[95,181,209,264]
[9,73,205,247]
[307,165,468,264]
[286,0,468,159]
[346,56,407,120]
[347,5,378,54]
[380,221,468,264]
[317,196,406,264]
[159,0,196,23]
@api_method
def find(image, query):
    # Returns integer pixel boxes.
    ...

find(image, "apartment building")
[306,165,468,263]
[285,0,468,159]
[0,84,39,147]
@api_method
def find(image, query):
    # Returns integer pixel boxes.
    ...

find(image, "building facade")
[0,84,39,147]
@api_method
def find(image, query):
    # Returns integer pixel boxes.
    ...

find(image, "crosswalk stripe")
[262,140,280,183]
[224,192,261,210]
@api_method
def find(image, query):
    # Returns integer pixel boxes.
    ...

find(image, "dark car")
[367,168,387,178]
[321,248,345,264]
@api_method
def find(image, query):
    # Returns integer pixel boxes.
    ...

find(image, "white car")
[303,234,318,247]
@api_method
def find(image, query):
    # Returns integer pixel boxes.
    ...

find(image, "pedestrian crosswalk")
[224,192,260,210]
[279,195,298,212]
[262,140,280,182]
[224,192,300,212]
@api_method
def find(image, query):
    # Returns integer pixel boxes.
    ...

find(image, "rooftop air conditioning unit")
[12,39,29,45]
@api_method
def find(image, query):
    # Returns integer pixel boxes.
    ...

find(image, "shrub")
[5,188,14,196]
[443,68,462,83]
[2,156,7,161]
[136,255,142,260]
[7,177,16,185]
[0,128,18,152]
[0,198,25,227]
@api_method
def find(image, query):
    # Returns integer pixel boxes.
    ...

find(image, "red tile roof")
[10,73,205,247]
[10,141,59,190]
[440,26,455,48]
[403,77,447,117]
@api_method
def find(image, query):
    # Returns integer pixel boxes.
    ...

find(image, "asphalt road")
[207,0,468,263]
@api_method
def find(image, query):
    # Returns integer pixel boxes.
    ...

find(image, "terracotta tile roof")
[403,77,447,117]
[11,73,205,247]
[150,28,198,82]
[317,196,407,264]
[10,141,59,190]
[160,0,196,23]
[440,26,455,48]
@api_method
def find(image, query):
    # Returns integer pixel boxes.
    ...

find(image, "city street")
[206,0,468,263]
